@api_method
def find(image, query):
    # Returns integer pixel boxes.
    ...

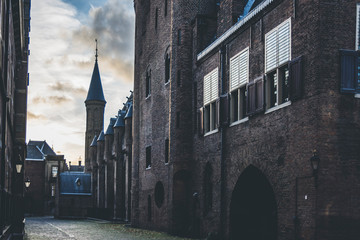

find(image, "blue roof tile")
[105,118,116,135]
[85,61,106,103]
[97,130,105,141]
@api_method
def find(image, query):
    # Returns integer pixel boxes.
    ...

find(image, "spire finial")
[95,39,98,62]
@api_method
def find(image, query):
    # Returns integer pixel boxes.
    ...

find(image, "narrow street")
[24,216,192,240]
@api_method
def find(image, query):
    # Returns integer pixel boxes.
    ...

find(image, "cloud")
[49,82,87,95]
[32,95,72,105]
[27,111,47,121]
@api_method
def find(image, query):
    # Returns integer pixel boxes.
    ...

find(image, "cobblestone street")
[24,217,192,240]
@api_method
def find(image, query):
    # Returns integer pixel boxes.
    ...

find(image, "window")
[165,53,171,83]
[155,8,158,30]
[164,0,168,16]
[203,68,219,133]
[265,19,291,109]
[340,50,360,94]
[229,48,249,123]
[145,69,151,98]
[177,29,181,45]
[146,146,151,169]
[356,3,360,50]
[52,166,58,178]
[266,65,289,109]
[165,138,169,163]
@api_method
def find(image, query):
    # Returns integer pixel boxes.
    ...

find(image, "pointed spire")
[85,39,106,104]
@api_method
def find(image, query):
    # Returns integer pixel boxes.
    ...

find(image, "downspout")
[0,0,10,232]
[219,45,226,238]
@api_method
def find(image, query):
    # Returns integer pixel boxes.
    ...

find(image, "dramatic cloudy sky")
[27,0,134,163]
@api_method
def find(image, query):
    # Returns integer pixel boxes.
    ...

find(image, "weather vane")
[95,39,98,62]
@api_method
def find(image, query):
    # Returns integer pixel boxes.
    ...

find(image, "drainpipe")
[219,45,227,238]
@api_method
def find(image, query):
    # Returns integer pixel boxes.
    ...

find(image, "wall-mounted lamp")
[16,154,23,173]
[310,150,320,175]
[25,177,31,188]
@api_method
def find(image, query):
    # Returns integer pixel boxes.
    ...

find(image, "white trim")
[265,101,292,114]
[203,68,219,105]
[197,0,275,61]
[25,158,44,161]
[229,117,249,127]
[230,47,249,91]
[204,128,219,137]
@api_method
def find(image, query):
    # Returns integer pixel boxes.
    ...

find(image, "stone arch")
[172,170,192,236]
[229,165,277,240]
[154,181,165,208]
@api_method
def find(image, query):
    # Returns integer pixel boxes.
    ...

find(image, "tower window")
[165,138,169,163]
[165,53,171,83]
[155,8,158,30]
[146,146,151,169]
[164,0,168,17]
[147,195,152,221]
[146,69,151,98]
[178,29,181,45]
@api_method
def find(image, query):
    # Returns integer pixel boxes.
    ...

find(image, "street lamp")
[16,154,23,174]
[25,177,31,189]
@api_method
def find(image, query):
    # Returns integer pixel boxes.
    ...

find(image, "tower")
[85,40,106,172]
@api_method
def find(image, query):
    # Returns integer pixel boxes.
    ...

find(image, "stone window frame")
[145,146,151,169]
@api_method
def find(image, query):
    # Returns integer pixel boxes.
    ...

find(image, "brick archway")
[229,165,277,240]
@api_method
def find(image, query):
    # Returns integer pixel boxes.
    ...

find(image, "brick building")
[24,140,66,216]
[0,0,30,238]
[132,0,360,240]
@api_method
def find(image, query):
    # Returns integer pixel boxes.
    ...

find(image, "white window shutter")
[203,73,211,105]
[265,29,277,72]
[278,20,290,66]
[230,55,240,91]
[211,68,218,102]
[239,49,249,86]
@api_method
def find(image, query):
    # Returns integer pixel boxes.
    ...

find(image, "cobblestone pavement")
[24,216,193,240]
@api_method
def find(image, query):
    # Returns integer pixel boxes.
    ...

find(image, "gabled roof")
[26,140,56,160]
[90,135,97,147]
[85,60,106,103]
[97,130,105,142]
[114,112,125,128]
[124,103,133,119]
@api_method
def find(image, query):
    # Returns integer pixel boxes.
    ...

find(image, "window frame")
[146,146,151,169]
[51,166,58,178]
[145,69,151,98]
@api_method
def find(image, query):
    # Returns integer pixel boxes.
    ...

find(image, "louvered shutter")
[340,50,358,93]
[203,73,211,105]
[198,107,204,135]
[220,94,229,126]
[230,55,240,91]
[278,21,291,66]
[239,49,249,86]
[230,49,249,91]
[265,29,277,72]
[289,56,303,101]
[255,77,265,112]
[211,68,219,102]
[247,81,256,115]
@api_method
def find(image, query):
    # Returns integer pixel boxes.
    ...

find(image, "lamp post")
[294,150,320,240]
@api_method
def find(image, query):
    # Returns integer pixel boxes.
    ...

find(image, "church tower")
[85,40,106,172]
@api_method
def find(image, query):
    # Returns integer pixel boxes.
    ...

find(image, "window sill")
[229,117,249,127]
[165,162,169,166]
[355,93,360,98]
[145,95,151,100]
[146,166,151,170]
[204,128,219,137]
[265,101,292,114]
[165,81,170,86]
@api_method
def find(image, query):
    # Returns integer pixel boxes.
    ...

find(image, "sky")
[27,0,135,163]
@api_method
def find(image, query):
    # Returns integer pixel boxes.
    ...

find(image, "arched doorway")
[229,165,277,240]
[173,170,192,236]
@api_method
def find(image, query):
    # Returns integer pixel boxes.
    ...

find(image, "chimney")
[69,161,71,166]
[78,161,81,166]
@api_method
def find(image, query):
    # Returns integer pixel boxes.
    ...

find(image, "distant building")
[24,140,66,215]
[84,48,133,220]
[0,0,31,238]
[55,171,92,218]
